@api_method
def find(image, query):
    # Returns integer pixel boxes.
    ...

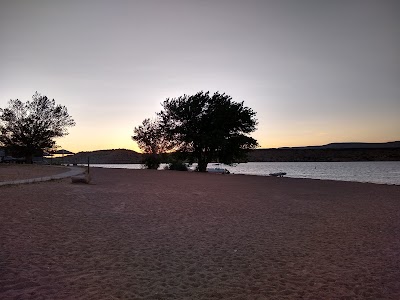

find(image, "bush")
[142,154,160,169]
[166,160,188,171]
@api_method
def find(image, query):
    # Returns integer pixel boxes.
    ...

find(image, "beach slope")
[1,168,399,299]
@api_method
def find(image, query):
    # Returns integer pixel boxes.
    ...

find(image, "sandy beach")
[1,168,399,299]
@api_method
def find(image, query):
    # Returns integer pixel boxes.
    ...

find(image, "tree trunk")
[25,154,33,164]
[197,154,208,172]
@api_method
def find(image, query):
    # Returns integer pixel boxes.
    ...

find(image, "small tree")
[159,91,258,172]
[132,118,171,169]
[0,92,75,163]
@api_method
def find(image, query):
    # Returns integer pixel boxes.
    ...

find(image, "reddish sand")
[0,165,70,182]
[0,168,399,299]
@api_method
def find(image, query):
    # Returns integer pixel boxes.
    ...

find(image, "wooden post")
[87,156,90,174]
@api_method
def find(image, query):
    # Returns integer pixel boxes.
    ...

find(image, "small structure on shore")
[207,167,230,174]
[269,172,287,177]
[71,173,91,184]
[71,157,91,184]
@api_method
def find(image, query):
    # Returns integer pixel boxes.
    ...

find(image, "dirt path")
[0,164,70,182]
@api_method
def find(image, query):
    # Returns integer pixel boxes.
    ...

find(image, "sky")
[1,0,399,153]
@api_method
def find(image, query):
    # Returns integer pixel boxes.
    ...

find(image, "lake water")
[89,161,400,185]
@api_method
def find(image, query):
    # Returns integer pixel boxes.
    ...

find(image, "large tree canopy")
[158,91,258,172]
[0,92,75,163]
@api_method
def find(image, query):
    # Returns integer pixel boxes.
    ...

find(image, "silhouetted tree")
[159,91,258,172]
[132,118,172,169]
[0,92,75,163]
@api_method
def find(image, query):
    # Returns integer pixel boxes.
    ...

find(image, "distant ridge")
[272,141,400,150]
[249,141,400,162]
[60,142,400,164]
[64,149,142,164]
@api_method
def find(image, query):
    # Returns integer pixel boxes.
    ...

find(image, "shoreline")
[1,162,399,186]
[86,162,400,186]
[1,168,400,299]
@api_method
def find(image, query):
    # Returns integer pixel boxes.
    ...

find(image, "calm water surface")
[90,161,400,185]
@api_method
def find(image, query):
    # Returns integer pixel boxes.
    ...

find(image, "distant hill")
[63,149,142,164]
[248,141,400,162]
[278,141,400,150]
[59,142,400,164]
